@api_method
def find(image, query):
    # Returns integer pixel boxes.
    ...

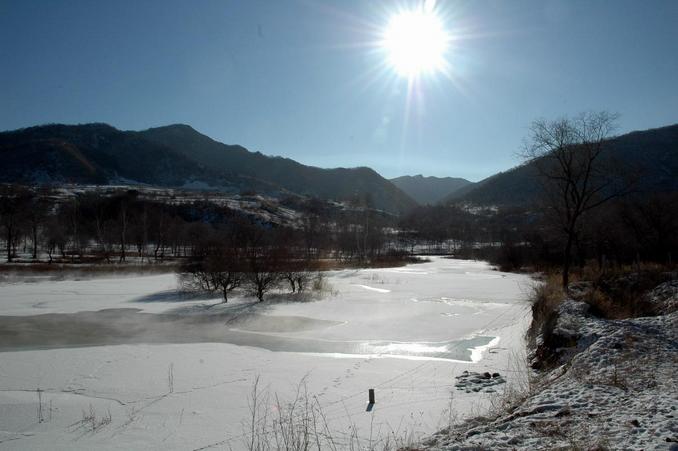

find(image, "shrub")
[525,274,565,345]
[581,270,673,319]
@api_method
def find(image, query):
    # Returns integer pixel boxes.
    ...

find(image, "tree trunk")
[119,210,127,263]
[6,224,12,263]
[32,223,38,260]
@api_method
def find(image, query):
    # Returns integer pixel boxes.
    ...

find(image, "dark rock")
[555,408,572,418]
[455,370,506,393]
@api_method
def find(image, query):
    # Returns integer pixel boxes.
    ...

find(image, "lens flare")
[382,9,449,78]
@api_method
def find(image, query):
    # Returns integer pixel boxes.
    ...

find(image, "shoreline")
[422,288,678,450]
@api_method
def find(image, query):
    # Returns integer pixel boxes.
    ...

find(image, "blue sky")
[1,0,677,181]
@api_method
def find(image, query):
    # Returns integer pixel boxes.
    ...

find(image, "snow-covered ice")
[0,257,533,450]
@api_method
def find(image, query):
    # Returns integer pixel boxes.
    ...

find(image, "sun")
[382,9,449,78]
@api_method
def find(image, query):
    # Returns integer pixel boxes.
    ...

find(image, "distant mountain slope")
[390,175,473,205]
[443,124,678,206]
[0,123,215,186]
[139,124,417,213]
[0,123,416,214]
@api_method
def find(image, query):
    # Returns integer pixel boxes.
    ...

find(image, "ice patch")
[365,342,449,355]
[470,336,500,363]
[411,297,507,310]
[351,336,497,362]
[352,284,391,293]
[380,268,429,275]
[463,271,504,279]
[230,315,344,333]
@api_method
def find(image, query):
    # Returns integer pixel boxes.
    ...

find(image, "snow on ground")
[425,299,678,450]
[0,274,184,316]
[0,257,533,450]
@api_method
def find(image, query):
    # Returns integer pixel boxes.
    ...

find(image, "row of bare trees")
[0,188,208,263]
[182,234,317,303]
[0,186,413,266]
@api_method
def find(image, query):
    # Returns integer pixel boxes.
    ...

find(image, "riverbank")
[423,280,678,450]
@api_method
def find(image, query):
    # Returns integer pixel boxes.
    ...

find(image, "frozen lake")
[0,257,533,449]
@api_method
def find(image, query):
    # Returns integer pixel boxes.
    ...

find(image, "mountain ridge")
[138,124,417,213]
[390,174,473,205]
[0,123,417,214]
[443,123,678,206]
[3,121,675,212]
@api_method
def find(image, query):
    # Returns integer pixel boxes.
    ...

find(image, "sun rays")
[381,8,450,78]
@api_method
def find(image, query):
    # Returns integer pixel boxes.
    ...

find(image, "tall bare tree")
[524,111,633,289]
[244,245,282,302]
[183,247,243,302]
[0,186,31,262]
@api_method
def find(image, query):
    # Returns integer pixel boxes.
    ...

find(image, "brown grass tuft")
[526,274,565,345]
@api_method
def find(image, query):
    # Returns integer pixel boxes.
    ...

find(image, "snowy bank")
[424,295,678,450]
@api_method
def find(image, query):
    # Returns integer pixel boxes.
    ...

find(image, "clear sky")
[1,0,677,181]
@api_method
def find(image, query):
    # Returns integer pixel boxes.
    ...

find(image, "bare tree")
[208,250,243,302]
[0,186,31,262]
[524,111,633,289]
[182,231,245,303]
[282,260,312,294]
[244,245,282,302]
[118,197,128,263]
[43,215,67,263]
[27,189,50,260]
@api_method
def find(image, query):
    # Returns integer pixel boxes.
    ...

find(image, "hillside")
[0,123,417,214]
[443,123,678,206]
[0,123,210,187]
[390,174,473,205]
[139,124,417,214]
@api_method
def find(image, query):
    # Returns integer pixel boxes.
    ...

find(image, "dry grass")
[68,404,112,434]
[524,274,574,370]
[242,377,419,451]
[527,264,673,368]
[575,268,672,319]
[577,260,674,282]
[525,274,565,346]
